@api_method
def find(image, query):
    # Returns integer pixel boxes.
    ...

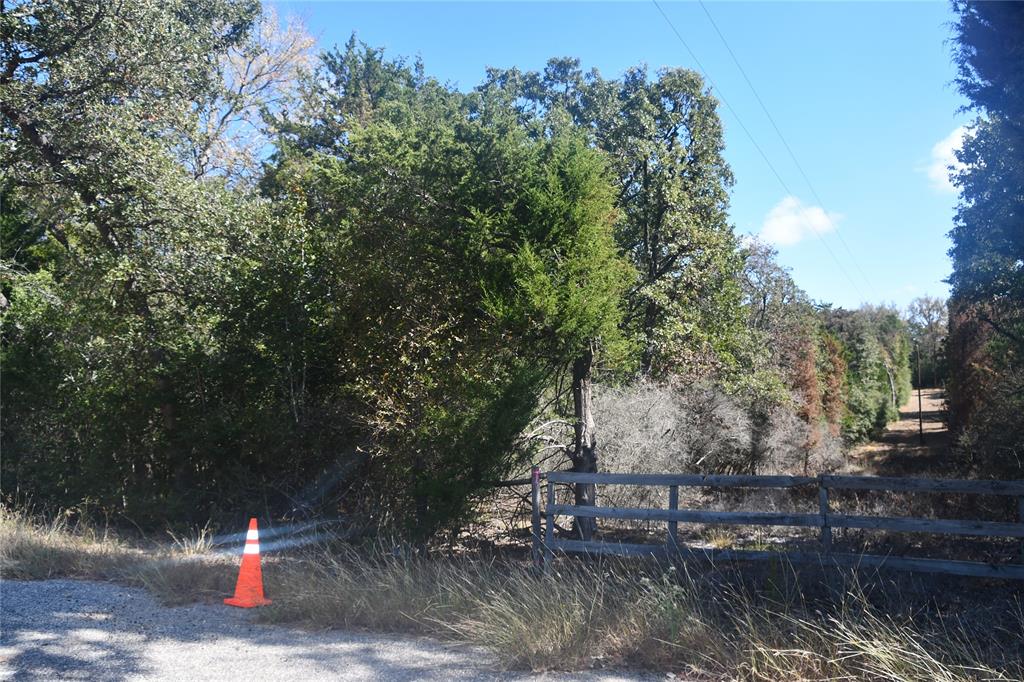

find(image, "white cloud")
[926,126,967,193]
[758,196,841,247]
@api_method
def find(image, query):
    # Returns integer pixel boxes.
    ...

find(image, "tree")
[476,60,747,534]
[948,1,1023,345]
[945,1,1024,475]
[951,1,1024,123]
[822,306,911,442]
[905,296,947,387]
[188,8,315,184]
[477,59,744,380]
[739,238,816,400]
[1,0,263,516]
[742,240,806,335]
[0,178,64,277]
[268,41,632,536]
[739,239,830,457]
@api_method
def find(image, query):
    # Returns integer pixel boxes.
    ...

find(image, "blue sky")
[274,1,968,310]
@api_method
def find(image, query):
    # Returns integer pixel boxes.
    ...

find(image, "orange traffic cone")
[224,518,272,608]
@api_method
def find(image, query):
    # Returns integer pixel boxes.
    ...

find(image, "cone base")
[224,597,272,608]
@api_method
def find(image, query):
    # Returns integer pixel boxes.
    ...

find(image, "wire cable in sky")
[696,0,881,301]
[650,0,867,304]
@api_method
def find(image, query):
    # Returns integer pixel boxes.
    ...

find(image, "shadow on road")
[0,580,564,681]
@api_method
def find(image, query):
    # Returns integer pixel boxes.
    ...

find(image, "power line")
[650,0,867,304]
[696,0,880,300]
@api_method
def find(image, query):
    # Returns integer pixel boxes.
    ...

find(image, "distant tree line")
[2,0,912,534]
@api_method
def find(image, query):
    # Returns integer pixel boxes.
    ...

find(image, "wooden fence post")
[819,478,832,552]
[667,484,679,555]
[531,466,541,568]
[544,479,555,571]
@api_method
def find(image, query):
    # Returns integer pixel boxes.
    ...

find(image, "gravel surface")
[0,580,658,681]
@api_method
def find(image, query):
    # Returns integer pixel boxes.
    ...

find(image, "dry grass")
[0,508,146,581]
[2,508,1021,680]
[260,551,1024,680]
[0,508,236,605]
[704,527,738,549]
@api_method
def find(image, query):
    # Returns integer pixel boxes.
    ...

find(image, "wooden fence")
[528,468,1024,580]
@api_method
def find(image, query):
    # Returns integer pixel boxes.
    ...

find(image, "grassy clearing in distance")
[2,508,1021,680]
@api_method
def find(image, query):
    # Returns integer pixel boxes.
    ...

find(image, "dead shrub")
[593,381,844,511]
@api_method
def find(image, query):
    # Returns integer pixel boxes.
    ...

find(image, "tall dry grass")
[2,508,1021,680]
[259,548,1023,680]
[0,508,236,604]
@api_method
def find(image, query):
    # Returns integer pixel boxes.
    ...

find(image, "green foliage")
[2,0,292,521]
[267,45,631,535]
[2,9,918,535]
[737,241,911,447]
[822,306,912,443]
[951,0,1024,125]
[949,117,1024,316]
[947,1,1023,358]
[945,1,1024,475]
[476,59,745,380]
[739,239,820,408]
[3,27,632,533]
[0,181,64,275]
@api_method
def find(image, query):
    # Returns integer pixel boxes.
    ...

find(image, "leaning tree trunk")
[884,363,897,411]
[571,345,598,541]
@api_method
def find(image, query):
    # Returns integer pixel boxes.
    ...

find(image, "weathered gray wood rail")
[529,470,1024,580]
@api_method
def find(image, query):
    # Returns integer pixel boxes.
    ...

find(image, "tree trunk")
[640,300,658,376]
[884,364,897,411]
[571,345,598,540]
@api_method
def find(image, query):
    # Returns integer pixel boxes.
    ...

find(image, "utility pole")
[916,342,924,446]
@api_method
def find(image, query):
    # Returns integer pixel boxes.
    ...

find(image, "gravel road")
[0,580,657,681]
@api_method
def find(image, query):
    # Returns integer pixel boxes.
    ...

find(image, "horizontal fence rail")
[820,475,1024,496]
[545,472,817,488]
[530,469,1024,580]
[546,505,822,528]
